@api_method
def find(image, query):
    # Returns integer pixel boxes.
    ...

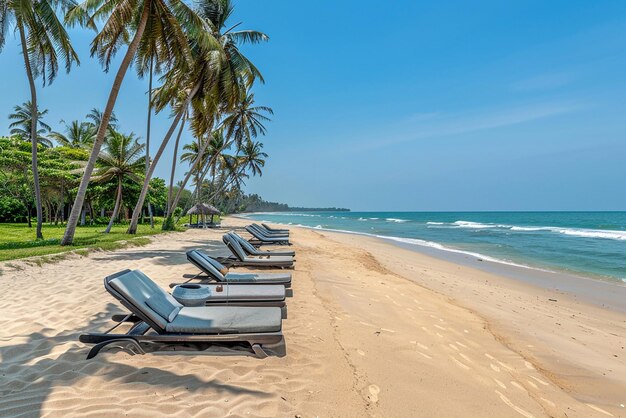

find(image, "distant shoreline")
[236,213,626,313]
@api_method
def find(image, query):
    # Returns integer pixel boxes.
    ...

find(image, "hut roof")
[186,203,220,215]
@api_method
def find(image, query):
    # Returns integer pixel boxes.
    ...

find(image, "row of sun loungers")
[79,223,295,359]
[246,224,291,245]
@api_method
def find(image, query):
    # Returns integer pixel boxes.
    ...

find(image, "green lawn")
[0,222,179,262]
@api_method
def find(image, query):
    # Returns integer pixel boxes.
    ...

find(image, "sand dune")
[0,218,623,417]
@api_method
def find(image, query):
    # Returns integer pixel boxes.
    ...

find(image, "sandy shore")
[0,217,624,417]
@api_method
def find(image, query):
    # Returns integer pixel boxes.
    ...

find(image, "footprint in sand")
[368,384,380,403]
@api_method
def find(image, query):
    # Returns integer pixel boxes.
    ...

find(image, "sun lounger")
[245,225,291,245]
[79,270,284,359]
[185,250,292,287]
[251,223,288,237]
[230,232,295,257]
[250,223,288,237]
[119,270,286,308]
[220,234,294,268]
[262,223,289,234]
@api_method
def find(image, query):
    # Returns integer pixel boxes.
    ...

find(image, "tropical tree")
[8,102,54,147]
[208,140,266,202]
[222,89,273,148]
[151,0,268,231]
[86,108,118,132]
[180,135,212,199]
[61,0,208,245]
[93,132,145,233]
[50,120,96,148]
[1,0,80,239]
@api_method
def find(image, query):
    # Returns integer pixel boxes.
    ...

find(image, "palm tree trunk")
[168,122,219,221]
[19,23,43,240]
[61,0,151,246]
[146,56,155,228]
[104,178,122,234]
[166,113,187,216]
[168,139,215,222]
[127,82,201,234]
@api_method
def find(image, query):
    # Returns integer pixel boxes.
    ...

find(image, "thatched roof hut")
[186,203,221,228]
[186,203,220,216]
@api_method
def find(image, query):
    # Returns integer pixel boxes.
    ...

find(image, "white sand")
[0,217,624,417]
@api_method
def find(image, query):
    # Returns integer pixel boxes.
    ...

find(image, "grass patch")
[0,222,180,262]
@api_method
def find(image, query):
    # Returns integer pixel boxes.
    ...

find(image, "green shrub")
[0,197,26,222]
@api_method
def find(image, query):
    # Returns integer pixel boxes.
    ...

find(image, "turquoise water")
[240,211,626,283]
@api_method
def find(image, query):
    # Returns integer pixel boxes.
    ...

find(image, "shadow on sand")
[0,302,271,416]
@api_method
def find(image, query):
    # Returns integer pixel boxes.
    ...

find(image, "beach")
[1,217,624,417]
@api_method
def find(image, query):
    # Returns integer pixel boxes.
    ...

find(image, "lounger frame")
[185,251,292,288]
[79,271,284,359]
[218,235,294,269]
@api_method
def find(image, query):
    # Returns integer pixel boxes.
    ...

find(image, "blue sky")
[1,0,626,211]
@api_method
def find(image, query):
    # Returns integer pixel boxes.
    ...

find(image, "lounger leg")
[251,343,268,359]
[86,338,145,359]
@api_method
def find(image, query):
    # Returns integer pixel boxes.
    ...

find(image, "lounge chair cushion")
[225,272,292,283]
[166,306,282,334]
[189,250,226,280]
[109,274,169,330]
[146,292,182,322]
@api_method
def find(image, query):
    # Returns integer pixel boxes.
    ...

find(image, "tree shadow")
[0,303,271,416]
[90,241,230,266]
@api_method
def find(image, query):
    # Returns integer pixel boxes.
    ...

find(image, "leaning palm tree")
[8,102,54,148]
[209,140,266,202]
[147,0,268,232]
[1,0,80,240]
[60,0,209,245]
[221,89,273,148]
[93,131,145,233]
[50,120,96,148]
[134,2,193,228]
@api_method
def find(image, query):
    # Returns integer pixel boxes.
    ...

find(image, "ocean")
[239,211,626,284]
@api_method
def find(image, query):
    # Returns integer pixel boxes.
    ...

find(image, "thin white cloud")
[511,73,576,91]
[350,100,587,151]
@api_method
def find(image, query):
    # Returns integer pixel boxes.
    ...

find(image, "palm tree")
[93,132,145,233]
[166,111,187,216]
[60,0,208,245]
[208,140,267,202]
[8,102,54,148]
[134,2,196,229]
[222,89,273,148]
[180,135,213,200]
[238,140,267,177]
[1,0,80,240]
[50,120,96,148]
[143,0,268,232]
[86,108,119,132]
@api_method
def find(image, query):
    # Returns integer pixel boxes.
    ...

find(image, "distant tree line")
[0,0,272,241]
[238,194,350,213]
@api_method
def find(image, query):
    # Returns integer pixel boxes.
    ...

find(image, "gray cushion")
[232,233,295,256]
[108,271,169,330]
[232,233,260,254]
[166,306,282,334]
[226,272,292,282]
[245,226,287,242]
[224,234,248,260]
[146,292,182,322]
[190,250,225,280]
[200,284,285,301]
